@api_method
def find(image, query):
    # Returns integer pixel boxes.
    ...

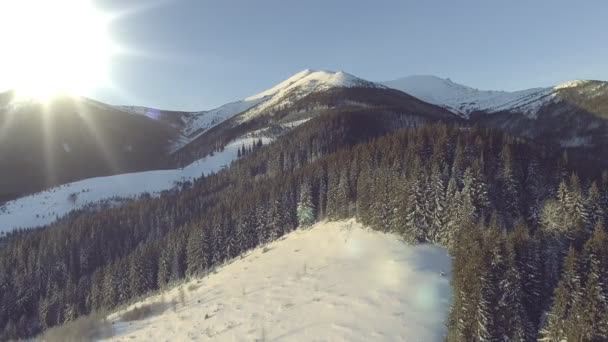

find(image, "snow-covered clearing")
[0,137,273,233]
[104,220,452,342]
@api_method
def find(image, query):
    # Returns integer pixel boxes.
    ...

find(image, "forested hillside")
[1,110,607,340]
[0,95,177,203]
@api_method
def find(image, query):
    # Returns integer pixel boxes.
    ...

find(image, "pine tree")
[524,157,544,223]
[186,227,205,276]
[579,220,608,339]
[566,174,590,248]
[497,241,528,341]
[404,172,427,243]
[540,248,584,341]
[498,144,521,219]
[441,176,461,249]
[540,197,570,290]
[586,182,604,230]
[428,165,447,243]
[355,163,373,225]
[297,180,315,228]
[579,261,608,340]
[157,248,171,289]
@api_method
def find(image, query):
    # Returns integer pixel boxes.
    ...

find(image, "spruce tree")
[297,180,315,228]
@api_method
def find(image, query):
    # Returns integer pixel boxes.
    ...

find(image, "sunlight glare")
[0,0,117,100]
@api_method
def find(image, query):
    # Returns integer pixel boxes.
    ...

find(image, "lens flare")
[0,0,117,100]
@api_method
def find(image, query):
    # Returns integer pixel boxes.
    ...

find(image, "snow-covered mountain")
[1,70,424,233]
[236,69,385,122]
[5,70,607,233]
[120,69,384,151]
[94,220,451,342]
[381,75,555,118]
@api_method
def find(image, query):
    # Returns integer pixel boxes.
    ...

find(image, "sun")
[0,0,117,101]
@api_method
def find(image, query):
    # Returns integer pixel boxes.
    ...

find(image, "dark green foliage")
[0,113,607,340]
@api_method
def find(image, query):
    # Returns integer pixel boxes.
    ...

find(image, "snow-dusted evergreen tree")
[471,158,490,212]
[336,169,351,218]
[540,248,584,341]
[326,168,342,219]
[386,164,405,233]
[540,198,570,290]
[316,169,328,219]
[447,222,490,341]
[579,221,608,339]
[539,281,569,342]
[355,162,372,224]
[129,245,157,297]
[579,261,608,340]
[428,165,447,243]
[565,174,590,248]
[157,248,171,289]
[476,229,504,341]
[499,252,528,341]
[586,182,604,229]
[459,168,478,222]
[268,196,284,241]
[186,226,205,276]
[524,157,544,224]
[297,180,315,228]
[441,176,461,249]
[404,170,427,243]
[498,144,521,219]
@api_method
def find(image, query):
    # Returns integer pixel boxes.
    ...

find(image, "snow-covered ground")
[381,75,556,118]
[0,137,273,233]
[104,220,452,342]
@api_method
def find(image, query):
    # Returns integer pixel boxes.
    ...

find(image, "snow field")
[104,220,452,342]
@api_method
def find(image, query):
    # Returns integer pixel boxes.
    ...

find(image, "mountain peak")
[554,79,590,90]
[381,75,554,118]
[237,70,383,123]
[245,69,382,102]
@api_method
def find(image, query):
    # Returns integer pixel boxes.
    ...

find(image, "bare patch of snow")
[560,136,592,147]
[281,118,311,129]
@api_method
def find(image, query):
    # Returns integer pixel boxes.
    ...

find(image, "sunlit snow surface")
[237,69,384,123]
[0,137,272,233]
[104,220,452,342]
[382,75,556,118]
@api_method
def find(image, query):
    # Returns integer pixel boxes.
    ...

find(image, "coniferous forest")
[1,110,608,340]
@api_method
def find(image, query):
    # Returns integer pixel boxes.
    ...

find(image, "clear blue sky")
[94,0,608,111]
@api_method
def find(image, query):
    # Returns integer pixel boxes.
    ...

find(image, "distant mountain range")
[1,69,607,207]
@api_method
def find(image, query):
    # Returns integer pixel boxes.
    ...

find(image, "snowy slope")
[174,99,268,149]
[118,70,381,151]
[118,101,267,152]
[0,137,272,233]
[381,75,555,118]
[237,69,385,122]
[104,220,452,342]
